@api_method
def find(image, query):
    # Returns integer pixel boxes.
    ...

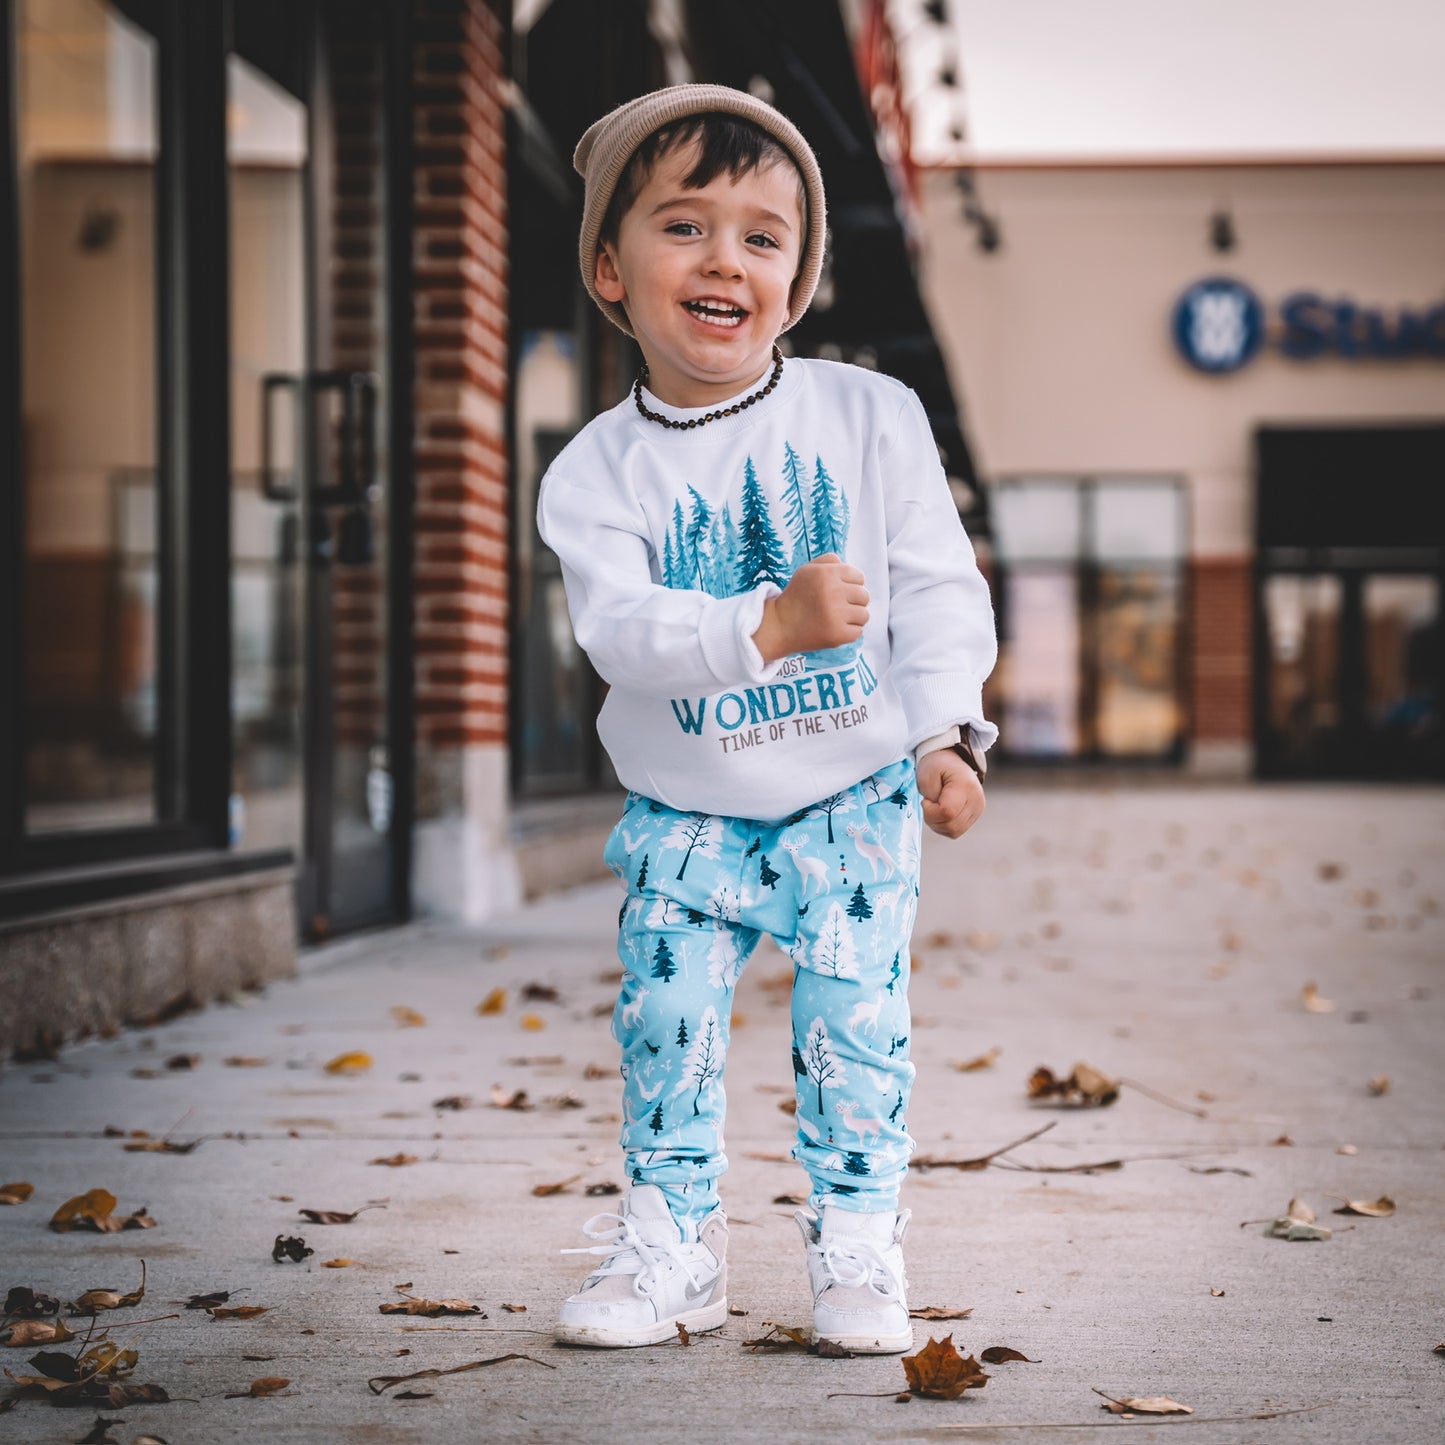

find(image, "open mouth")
[683,299,747,328]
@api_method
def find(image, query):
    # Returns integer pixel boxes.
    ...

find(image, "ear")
[595,242,626,304]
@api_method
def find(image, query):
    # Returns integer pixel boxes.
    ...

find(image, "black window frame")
[0,0,234,877]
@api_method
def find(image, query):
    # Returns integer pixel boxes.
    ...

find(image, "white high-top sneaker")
[555,1184,728,1348]
[795,1201,915,1353]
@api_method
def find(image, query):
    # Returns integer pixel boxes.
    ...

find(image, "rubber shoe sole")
[554,1295,728,1349]
[817,1325,915,1354]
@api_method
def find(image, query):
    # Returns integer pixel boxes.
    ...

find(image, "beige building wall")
[918,162,1445,769]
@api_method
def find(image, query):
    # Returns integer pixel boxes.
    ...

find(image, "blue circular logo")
[1172,277,1266,373]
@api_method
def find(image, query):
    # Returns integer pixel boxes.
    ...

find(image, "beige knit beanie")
[573,84,828,339]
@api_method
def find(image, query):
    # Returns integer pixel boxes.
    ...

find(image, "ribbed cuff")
[898,673,999,757]
[697,583,786,688]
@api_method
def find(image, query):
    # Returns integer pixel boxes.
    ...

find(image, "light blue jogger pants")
[602,757,922,1226]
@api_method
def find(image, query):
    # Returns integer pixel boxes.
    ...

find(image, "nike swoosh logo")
[684,1272,720,1301]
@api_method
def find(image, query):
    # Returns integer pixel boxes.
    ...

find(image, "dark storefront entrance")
[1255,424,1445,780]
[1,0,413,935]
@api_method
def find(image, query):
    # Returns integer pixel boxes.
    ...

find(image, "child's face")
[596,139,805,409]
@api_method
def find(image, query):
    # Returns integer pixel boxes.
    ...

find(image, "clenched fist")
[753,553,869,663]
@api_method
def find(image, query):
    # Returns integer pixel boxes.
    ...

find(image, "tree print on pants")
[801,1016,847,1115]
[673,1005,724,1117]
[664,813,723,880]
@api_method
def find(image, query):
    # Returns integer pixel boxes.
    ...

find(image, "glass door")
[227,0,399,936]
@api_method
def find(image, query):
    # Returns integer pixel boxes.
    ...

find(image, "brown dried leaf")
[299,1206,383,1225]
[390,1006,427,1028]
[3,1286,63,1318]
[1367,1075,1391,1096]
[742,1323,811,1351]
[980,1345,1039,1364]
[185,1290,230,1310]
[489,1085,533,1111]
[519,1013,546,1032]
[1099,1392,1193,1415]
[531,1174,581,1197]
[207,1305,269,1320]
[165,1053,199,1070]
[584,1182,620,1197]
[0,1182,34,1205]
[811,1337,854,1358]
[1301,982,1336,1013]
[902,1336,989,1398]
[320,1259,354,1268]
[368,1153,418,1169]
[432,1095,473,1110]
[1210,1288,1225,1296]
[0,1319,77,1346]
[521,983,560,1003]
[49,1189,117,1231]
[272,1234,314,1263]
[123,1138,202,1154]
[951,1048,1001,1073]
[909,1306,974,1321]
[1027,1063,1118,1106]
[69,1262,146,1315]
[1330,1194,1395,1217]
[583,1063,611,1080]
[324,1050,373,1074]
[501,1303,526,1313]
[477,988,507,1015]
[676,1322,691,1346]
[223,1056,269,1067]
[379,1292,483,1318]
[226,1376,290,1397]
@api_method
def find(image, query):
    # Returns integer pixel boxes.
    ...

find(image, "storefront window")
[17,0,161,831]
[1263,574,1342,767]
[1362,574,1439,764]
[994,478,1185,761]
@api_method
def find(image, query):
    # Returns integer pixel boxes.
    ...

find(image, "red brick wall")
[1189,556,1252,742]
[412,0,510,759]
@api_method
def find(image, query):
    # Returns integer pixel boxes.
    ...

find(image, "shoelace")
[814,1236,902,1297]
[561,1211,708,1295]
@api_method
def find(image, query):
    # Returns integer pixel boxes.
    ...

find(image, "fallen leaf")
[0,1182,34,1205]
[951,1048,1001,1073]
[368,1153,418,1169]
[584,1182,620,1197]
[1337,1144,1358,1156]
[1098,1391,1193,1415]
[546,1091,585,1110]
[393,1389,433,1398]
[980,1346,1039,1364]
[742,1323,812,1351]
[501,1303,526,1313]
[0,1319,77,1346]
[1027,1063,1118,1107]
[224,1055,269,1067]
[531,1175,581,1197]
[1271,1134,1294,1146]
[1317,861,1344,880]
[321,1259,354,1268]
[583,1063,612,1080]
[49,1189,117,1230]
[909,1306,974,1321]
[811,1337,854,1357]
[185,1290,230,1310]
[772,1194,805,1206]
[902,1336,989,1398]
[676,1322,691,1346]
[1210,1288,1225,1297]
[477,988,507,1016]
[1301,982,1336,1013]
[1262,1197,1332,1240]
[379,1287,483,1317]
[123,1138,202,1154]
[390,1006,426,1028]
[207,1305,269,1320]
[69,1262,147,1315]
[299,1206,384,1225]
[1367,1075,1390,1096]
[165,1053,199,1070]
[1329,1194,1395,1217]
[272,1234,314,1263]
[489,1085,532,1111]
[367,1353,554,1394]
[519,1013,545,1032]
[3,1286,62,1318]
[226,1376,290,1397]
[324,1051,373,1075]
[521,983,560,1003]
[432,1095,473,1110]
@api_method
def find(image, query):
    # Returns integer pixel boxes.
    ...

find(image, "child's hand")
[916,747,985,839]
[753,553,868,663]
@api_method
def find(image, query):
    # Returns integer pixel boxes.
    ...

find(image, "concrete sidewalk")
[2,783,1442,1443]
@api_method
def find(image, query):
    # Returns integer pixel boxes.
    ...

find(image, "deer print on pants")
[601,759,922,1226]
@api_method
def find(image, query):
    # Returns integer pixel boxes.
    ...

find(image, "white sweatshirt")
[536,357,998,820]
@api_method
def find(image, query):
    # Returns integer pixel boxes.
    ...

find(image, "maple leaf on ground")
[379,1287,483,1317]
[69,1261,146,1314]
[272,1234,314,1263]
[902,1336,989,1398]
[0,1182,34,1205]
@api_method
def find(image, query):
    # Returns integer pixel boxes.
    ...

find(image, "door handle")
[259,370,379,507]
[261,372,302,502]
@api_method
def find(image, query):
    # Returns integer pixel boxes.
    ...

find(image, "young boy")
[538,84,997,1352]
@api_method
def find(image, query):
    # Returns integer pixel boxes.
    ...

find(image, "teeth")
[686,300,744,318]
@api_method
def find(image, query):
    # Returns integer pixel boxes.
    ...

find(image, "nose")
[702,232,745,280]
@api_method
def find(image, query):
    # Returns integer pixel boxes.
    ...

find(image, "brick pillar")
[1188,556,1254,776]
[409,0,521,920]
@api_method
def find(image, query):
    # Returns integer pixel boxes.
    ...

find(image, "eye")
[664,220,700,236]
[747,233,780,249]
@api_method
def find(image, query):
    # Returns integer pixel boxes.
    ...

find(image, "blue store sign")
[1173,276,1445,373]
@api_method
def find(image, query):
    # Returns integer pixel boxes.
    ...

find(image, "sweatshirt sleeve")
[537,466,788,697]
[881,386,1000,755]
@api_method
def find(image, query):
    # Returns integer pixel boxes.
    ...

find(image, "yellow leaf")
[49,1188,117,1230]
[0,1182,34,1205]
[477,988,507,1016]
[324,1051,373,1075]
[390,1006,426,1028]
[519,1013,545,1032]
[245,1376,290,1396]
[320,1258,354,1268]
